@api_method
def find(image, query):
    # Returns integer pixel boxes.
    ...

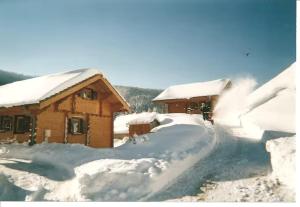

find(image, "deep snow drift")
[242,63,296,134]
[266,136,296,190]
[0,114,216,201]
[214,63,296,140]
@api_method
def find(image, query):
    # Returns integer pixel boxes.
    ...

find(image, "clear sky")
[0,0,295,89]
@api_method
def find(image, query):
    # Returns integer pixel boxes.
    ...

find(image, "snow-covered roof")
[127,112,158,125]
[0,68,127,108]
[153,79,231,101]
[114,112,158,134]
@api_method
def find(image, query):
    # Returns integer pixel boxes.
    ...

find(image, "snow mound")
[127,112,157,125]
[153,79,230,101]
[215,63,296,140]
[241,63,296,134]
[114,112,158,134]
[266,136,296,190]
[0,68,101,107]
[0,114,216,201]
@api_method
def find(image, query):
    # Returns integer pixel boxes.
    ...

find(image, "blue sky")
[0,0,295,89]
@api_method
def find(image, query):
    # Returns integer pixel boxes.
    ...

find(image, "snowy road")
[0,117,282,202]
[145,125,271,201]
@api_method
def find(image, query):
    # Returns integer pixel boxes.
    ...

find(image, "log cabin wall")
[0,72,130,148]
[35,83,114,148]
[89,115,112,148]
[129,124,151,137]
[0,106,37,143]
[36,105,66,144]
[164,95,220,114]
[167,102,187,113]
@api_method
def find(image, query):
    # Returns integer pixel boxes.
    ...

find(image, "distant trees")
[0,70,30,86]
[115,85,163,113]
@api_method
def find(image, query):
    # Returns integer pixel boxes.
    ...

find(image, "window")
[14,115,31,134]
[0,116,13,132]
[68,117,86,134]
[78,88,97,100]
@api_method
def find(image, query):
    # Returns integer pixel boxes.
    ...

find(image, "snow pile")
[242,63,296,134]
[266,136,296,190]
[114,112,160,134]
[214,63,296,139]
[114,112,158,134]
[0,113,216,201]
[153,79,230,101]
[0,68,101,107]
[127,112,157,125]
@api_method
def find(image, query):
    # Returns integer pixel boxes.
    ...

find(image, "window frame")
[1,116,13,132]
[68,117,86,135]
[14,115,31,134]
[78,88,97,100]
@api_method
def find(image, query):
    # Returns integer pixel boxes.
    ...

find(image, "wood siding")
[89,115,113,148]
[164,95,219,114]
[36,108,65,143]
[0,77,127,148]
[129,124,151,137]
[167,102,187,113]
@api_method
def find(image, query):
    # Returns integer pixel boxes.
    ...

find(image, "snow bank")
[242,63,296,134]
[214,63,296,140]
[266,136,296,190]
[0,114,216,201]
[153,79,230,101]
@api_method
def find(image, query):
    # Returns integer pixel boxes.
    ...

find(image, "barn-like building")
[0,69,129,148]
[152,79,231,114]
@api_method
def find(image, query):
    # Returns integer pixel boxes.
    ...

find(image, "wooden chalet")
[152,79,231,114]
[0,68,129,148]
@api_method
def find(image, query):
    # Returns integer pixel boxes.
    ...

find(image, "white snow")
[114,112,158,134]
[266,136,296,190]
[214,63,296,139]
[241,63,296,134]
[153,79,230,101]
[0,68,100,108]
[127,112,157,125]
[0,63,296,202]
[0,113,217,201]
[0,68,101,107]
[213,77,257,127]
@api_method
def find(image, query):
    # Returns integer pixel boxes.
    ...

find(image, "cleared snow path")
[146,125,272,201]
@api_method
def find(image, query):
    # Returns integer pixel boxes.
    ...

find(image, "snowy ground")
[0,114,218,201]
[166,63,296,202]
[0,64,296,202]
[1,113,294,202]
[166,133,295,202]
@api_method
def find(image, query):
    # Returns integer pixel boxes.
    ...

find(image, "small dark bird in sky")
[245,52,250,57]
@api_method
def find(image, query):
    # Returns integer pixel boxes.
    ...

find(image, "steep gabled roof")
[153,79,231,102]
[0,68,129,110]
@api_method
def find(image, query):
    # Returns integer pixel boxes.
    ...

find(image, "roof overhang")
[38,74,130,111]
